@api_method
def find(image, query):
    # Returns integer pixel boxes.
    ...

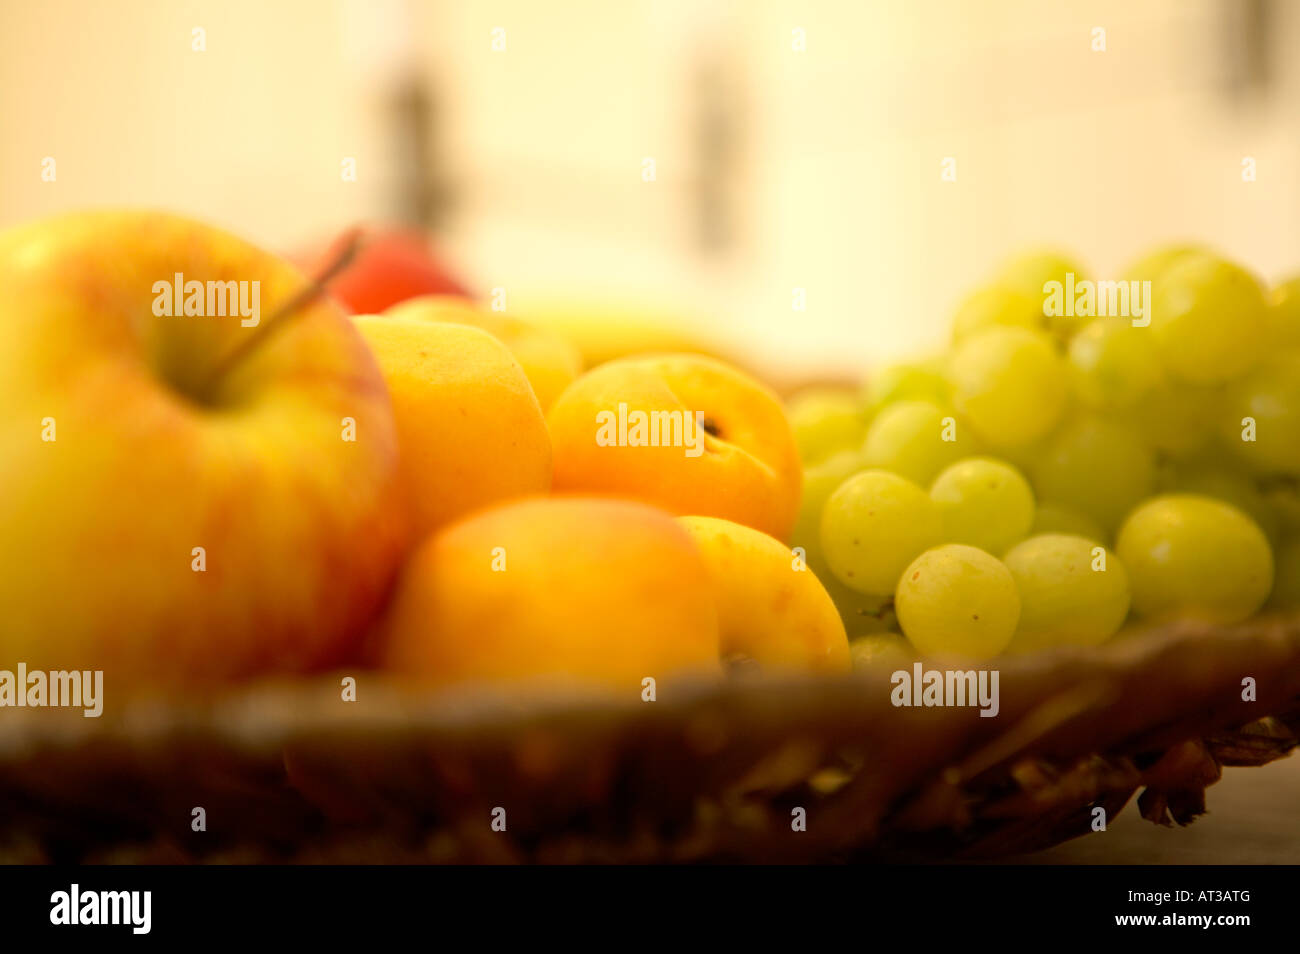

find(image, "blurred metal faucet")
[690,48,747,258]
[1219,0,1274,101]
[385,73,454,231]
[342,0,452,232]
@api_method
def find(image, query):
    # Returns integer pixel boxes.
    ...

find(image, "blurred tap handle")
[689,47,747,258]
[1218,0,1274,102]
[341,0,453,231]
[387,75,455,231]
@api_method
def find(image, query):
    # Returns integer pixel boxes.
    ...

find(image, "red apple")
[294,226,473,315]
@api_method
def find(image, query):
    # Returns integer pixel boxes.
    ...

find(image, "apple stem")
[196,228,365,400]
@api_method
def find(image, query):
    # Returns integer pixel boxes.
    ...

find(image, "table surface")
[1010,754,1300,864]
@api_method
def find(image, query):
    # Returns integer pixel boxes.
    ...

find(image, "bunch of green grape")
[786,247,1300,663]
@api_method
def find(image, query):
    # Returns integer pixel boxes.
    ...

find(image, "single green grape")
[1031,413,1156,534]
[1264,277,1300,350]
[862,355,952,414]
[791,449,866,570]
[930,456,1035,556]
[820,469,943,596]
[995,248,1090,341]
[950,326,1068,449]
[1148,253,1267,385]
[1067,319,1162,410]
[1267,537,1300,610]
[860,399,976,486]
[1220,351,1300,477]
[1003,534,1130,652]
[786,388,870,466]
[849,632,911,669]
[950,284,1043,343]
[1116,494,1274,624]
[895,544,1020,659]
[790,451,895,635]
[1030,502,1109,546]
[1128,377,1224,459]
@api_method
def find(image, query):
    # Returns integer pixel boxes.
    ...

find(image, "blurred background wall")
[2,0,1297,379]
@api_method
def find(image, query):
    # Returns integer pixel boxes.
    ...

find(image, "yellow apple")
[515,298,728,368]
[547,354,802,540]
[351,315,552,537]
[383,295,583,411]
[380,497,721,691]
[677,516,850,673]
[0,210,408,690]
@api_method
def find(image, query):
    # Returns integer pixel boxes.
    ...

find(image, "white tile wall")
[2,0,1297,379]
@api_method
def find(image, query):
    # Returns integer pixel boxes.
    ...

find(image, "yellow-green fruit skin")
[849,633,910,669]
[860,399,974,486]
[791,451,895,636]
[820,470,943,596]
[863,358,951,414]
[1030,502,1108,546]
[1067,320,1162,410]
[1221,352,1300,477]
[929,456,1035,556]
[1129,379,1223,459]
[1120,243,1210,284]
[1116,495,1273,624]
[895,544,1021,659]
[1003,534,1130,652]
[996,249,1090,340]
[1158,460,1280,545]
[1268,538,1300,610]
[951,285,1042,342]
[787,388,869,466]
[1265,277,1300,349]
[791,450,864,568]
[949,327,1067,449]
[1031,414,1155,535]
[1148,255,1267,385]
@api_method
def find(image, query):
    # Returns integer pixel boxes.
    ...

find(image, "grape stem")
[859,598,895,621]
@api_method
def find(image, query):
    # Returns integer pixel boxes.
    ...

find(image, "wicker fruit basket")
[2,612,1297,864]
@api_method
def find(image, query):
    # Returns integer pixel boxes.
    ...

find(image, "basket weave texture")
[1,613,1298,863]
